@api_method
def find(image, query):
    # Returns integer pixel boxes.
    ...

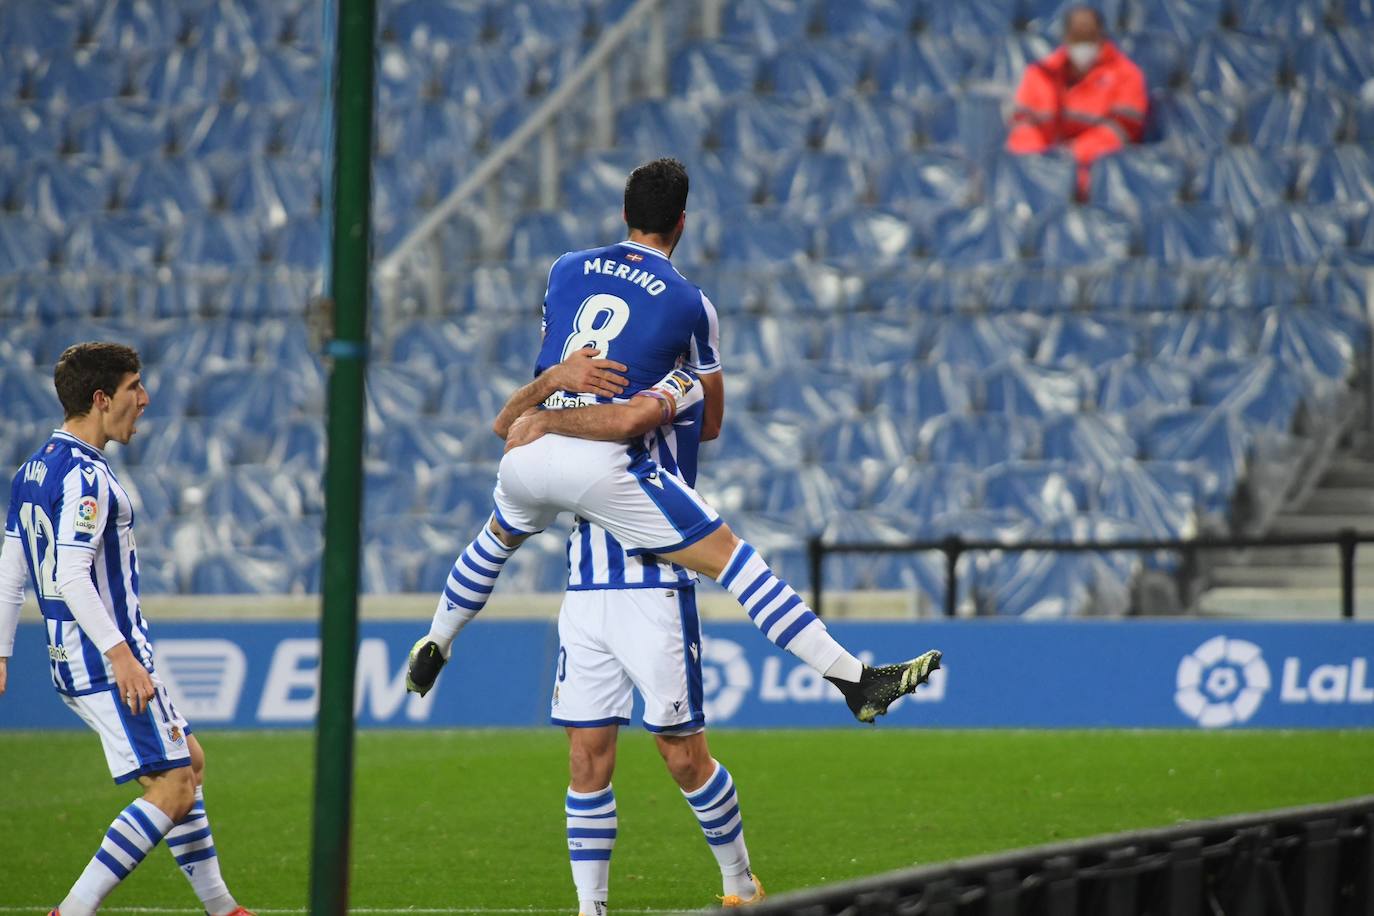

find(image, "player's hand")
[108,644,154,715]
[546,348,628,398]
[504,412,549,452]
[0,657,7,697]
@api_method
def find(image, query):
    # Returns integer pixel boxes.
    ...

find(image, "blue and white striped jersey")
[537,240,721,591]
[6,430,154,695]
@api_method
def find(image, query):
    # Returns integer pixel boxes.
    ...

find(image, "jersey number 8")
[561,293,631,361]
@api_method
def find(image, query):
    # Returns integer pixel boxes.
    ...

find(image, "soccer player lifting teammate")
[0,344,252,916]
[406,160,942,910]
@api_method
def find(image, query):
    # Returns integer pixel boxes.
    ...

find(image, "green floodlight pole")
[310,0,375,910]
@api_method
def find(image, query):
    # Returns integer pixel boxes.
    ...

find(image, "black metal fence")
[740,795,1374,916]
[807,530,1374,619]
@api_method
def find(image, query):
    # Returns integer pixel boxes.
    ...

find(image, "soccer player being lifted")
[406,160,941,912]
[0,343,252,916]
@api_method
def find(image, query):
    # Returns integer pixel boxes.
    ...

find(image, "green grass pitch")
[2,729,1371,914]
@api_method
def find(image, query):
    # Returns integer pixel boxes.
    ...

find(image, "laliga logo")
[700,637,752,723]
[1175,636,1271,729]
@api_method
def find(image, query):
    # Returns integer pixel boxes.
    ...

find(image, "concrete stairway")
[1198,453,1374,619]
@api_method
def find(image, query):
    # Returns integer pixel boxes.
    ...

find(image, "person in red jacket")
[1006,6,1148,197]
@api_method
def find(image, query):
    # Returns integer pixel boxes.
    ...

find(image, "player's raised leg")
[657,734,764,906]
[565,726,619,916]
[165,735,250,916]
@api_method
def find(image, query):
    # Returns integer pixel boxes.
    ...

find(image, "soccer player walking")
[0,343,252,916]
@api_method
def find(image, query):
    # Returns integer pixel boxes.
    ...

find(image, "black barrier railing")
[738,794,1374,916]
[807,530,1374,619]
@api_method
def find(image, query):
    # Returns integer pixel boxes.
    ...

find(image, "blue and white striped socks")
[717,541,861,681]
[62,798,173,915]
[682,760,755,898]
[565,785,617,915]
[428,519,516,653]
[167,787,238,915]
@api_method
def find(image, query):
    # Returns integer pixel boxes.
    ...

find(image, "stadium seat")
[967,31,1055,86]
[1097,461,1198,539]
[921,0,1016,37]
[876,362,974,423]
[1249,206,1348,265]
[870,34,968,101]
[506,210,592,263]
[978,550,1101,617]
[928,313,1036,369]
[1096,357,1192,414]
[1145,90,1237,154]
[1035,315,1137,369]
[190,549,292,595]
[1195,263,1302,309]
[0,216,55,275]
[63,213,162,270]
[816,0,915,41]
[440,47,530,108]
[1033,205,1135,265]
[1257,305,1357,381]
[982,360,1084,417]
[671,40,759,103]
[1147,311,1255,361]
[817,96,915,163]
[1291,27,1374,94]
[990,151,1076,216]
[1089,147,1187,222]
[1143,203,1238,263]
[1188,31,1282,100]
[768,151,868,221]
[713,97,812,167]
[877,151,979,217]
[33,47,129,109]
[750,465,859,535]
[1300,145,1374,206]
[983,266,1077,311]
[817,209,916,265]
[1189,146,1287,231]
[1115,30,1185,91]
[1195,357,1305,432]
[1142,407,1248,501]
[384,0,486,56]
[18,157,111,227]
[931,206,1025,266]
[614,98,711,159]
[0,365,61,422]
[124,417,245,473]
[1083,260,1189,311]
[814,412,914,467]
[924,91,1009,163]
[171,102,273,157]
[68,100,168,164]
[982,462,1093,524]
[1041,412,1138,468]
[919,414,1035,468]
[0,104,61,163]
[1229,0,1326,36]
[1244,88,1347,151]
[716,208,810,264]
[135,47,235,105]
[1124,0,1222,40]
[722,0,813,55]
[764,39,865,104]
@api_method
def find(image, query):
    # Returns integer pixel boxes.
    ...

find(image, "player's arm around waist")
[492,348,629,439]
[504,368,701,452]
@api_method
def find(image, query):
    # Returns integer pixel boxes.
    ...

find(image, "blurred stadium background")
[2,0,1373,911]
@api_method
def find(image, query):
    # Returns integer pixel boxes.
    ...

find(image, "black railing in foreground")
[807,529,1374,620]
[739,795,1374,916]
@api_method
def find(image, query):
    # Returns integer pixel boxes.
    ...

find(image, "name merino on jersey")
[536,240,722,592]
[7,431,153,695]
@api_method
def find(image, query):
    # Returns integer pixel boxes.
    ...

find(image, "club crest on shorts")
[166,724,184,744]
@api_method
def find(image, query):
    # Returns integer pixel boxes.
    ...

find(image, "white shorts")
[494,435,722,556]
[551,585,705,734]
[61,676,192,784]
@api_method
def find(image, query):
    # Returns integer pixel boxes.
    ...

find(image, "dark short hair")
[623,158,689,235]
[1063,5,1105,31]
[54,342,141,419]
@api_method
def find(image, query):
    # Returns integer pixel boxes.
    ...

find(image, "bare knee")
[656,733,715,792]
[567,726,617,792]
[661,525,739,581]
[143,766,196,823]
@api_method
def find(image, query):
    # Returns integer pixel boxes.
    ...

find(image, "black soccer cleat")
[405,638,447,697]
[827,650,942,724]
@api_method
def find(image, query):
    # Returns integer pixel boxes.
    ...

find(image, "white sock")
[167,786,237,915]
[566,785,616,915]
[682,761,755,898]
[716,541,860,679]
[63,798,173,914]
[427,518,516,653]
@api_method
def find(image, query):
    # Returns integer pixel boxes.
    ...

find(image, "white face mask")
[1067,41,1101,72]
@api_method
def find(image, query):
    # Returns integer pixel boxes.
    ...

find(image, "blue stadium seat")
[817,314,918,367]
[1257,305,1357,380]
[68,100,167,164]
[0,5,78,62]
[268,217,323,268]
[440,48,530,108]
[1249,206,1348,265]
[767,151,867,221]
[931,206,1024,265]
[202,467,305,530]
[983,266,1077,311]
[870,34,968,101]
[713,97,811,166]
[1190,145,1287,234]
[1115,30,1185,91]
[1229,0,1326,36]
[877,151,979,216]
[220,156,319,221]
[18,157,110,227]
[1188,31,1282,100]
[119,466,182,527]
[919,414,1034,467]
[1089,147,1187,222]
[494,0,587,54]
[33,47,128,108]
[236,46,321,106]
[614,98,710,157]
[120,156,215,223]
[1035,315,1137,369]
[151,318,257,367]
[1142,407,1247,500]
[1145,90,1237,153]
[921,0,1016,36]
[1083,261,1189,311]
[723,0,813,54]
[1097,461,1198,539]
[171,102,273,157]
[167,215,262,266]
[1195,357,1304,432]
[982,462,1092,523]
[750,465,858,534]
[0,365,61,422]
[814,412,914,467]
[1041,413,1138,467]
[1292,28,1374,94]
[363,464,420,521]
[671,41,759,103]
[979,550,1101,617]
[1301,145,1374,205]
[764,39,864,104]
[876,362,974,422]
[124,417,245,472]
[252,516,324,564]
[63,213,162,270]
[190,550,293,595]
[967,31,1055,85]
[428,463,499,522]
[272,101,326,161]
[869,462,978,520]
[928,313,1035,368]
[1244,88,1346,150]
[3,273,95,320]
[982,360,1084,417]
[817,96,914,162]
[1143,203,1238,263]
[1195,263,1302,308]
[1097,357,1192,414]
[817,0,915,41]
[84,0,174,51]
[0,216,55,275]
[258,417,326,473]
[189,365,321,424]
[0,104,61,162]
[678,151,761,216]
[924,91,1009,162]
[506,210,595,263]
[716,208,810,264]
[379,100,483,163]
[135,47,234,104]
[817,209,915,264]
[1033,205,1135,265]
[1342,0,1374,26]
[1147,311,1254,361]
[1124,0,1222,40]
[385,0,486,56]
[990,151,1076,215]
[369,415,472,478]
[746,364,859,422]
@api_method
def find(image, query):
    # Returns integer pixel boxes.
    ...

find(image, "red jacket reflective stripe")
[1006,41,1148,166]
